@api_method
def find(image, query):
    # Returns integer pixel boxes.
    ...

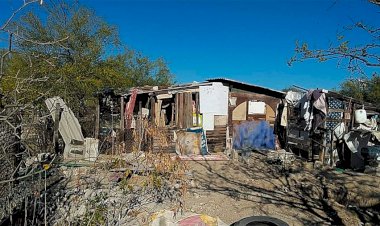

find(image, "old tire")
[230,216,289,226]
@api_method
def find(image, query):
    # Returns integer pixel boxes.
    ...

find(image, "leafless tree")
[0,1,68,224]
[289,1,380,78]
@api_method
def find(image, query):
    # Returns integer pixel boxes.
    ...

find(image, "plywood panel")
[214,115,228,126]
[248,101,266,114]
[203,112,215,131]
[232,101,247,121]
[265,104,276,123]
[199,82,228,115]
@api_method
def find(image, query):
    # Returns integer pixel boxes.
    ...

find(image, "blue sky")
[1,0,379,90]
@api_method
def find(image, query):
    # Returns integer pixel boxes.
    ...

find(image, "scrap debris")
[2,79,380,225]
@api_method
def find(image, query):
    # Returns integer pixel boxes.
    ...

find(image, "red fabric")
[125,89,138,129]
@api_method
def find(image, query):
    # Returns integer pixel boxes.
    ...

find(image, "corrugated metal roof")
[206,78,285,97]
[122,81,213,96]
[120,78,285,98]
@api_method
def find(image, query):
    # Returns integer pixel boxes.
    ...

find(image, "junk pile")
[45,97,99,161]
[266,149,295,168]
[150,210,227,226]
[342,108,380,174]
[282,89,328,132]
[280,88,380,174]
[50,159,187,225]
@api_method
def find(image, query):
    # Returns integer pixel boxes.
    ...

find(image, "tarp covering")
[233,121,275,150]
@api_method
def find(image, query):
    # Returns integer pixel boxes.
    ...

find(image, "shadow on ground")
[185,152,380,225]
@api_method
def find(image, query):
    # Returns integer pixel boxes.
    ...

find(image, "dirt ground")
[48,151,380,226]
[182,152,380,226]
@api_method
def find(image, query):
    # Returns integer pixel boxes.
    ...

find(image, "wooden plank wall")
[178,93,183,128]
[153,92,194,153]
[206,125,227,152]
[154,91,228,153]
[175,92,194,129]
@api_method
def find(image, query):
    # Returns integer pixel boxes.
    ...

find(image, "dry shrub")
[88,121,189,218]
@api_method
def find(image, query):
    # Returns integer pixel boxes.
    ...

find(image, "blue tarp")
[233,120,275,150]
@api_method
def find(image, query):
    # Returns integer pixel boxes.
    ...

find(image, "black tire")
[230,216,289,226]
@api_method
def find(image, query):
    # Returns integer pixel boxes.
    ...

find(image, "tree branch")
[0,0,40,32]
[13,32,69,45]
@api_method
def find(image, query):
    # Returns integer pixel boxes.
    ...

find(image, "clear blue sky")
[1,0,379,90]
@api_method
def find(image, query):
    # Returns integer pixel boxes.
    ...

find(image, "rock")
[84,189,93,200]
[190,180,198,188]
[78,204,86,215]
[314,161,323,170]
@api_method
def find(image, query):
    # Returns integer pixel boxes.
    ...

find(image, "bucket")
[355,109,367,124]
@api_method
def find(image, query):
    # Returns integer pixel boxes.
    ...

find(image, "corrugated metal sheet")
[45,97,84,145]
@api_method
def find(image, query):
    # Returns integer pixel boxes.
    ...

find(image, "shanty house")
[109,78,285,155]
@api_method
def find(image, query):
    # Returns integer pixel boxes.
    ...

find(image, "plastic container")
[355,109,367,124]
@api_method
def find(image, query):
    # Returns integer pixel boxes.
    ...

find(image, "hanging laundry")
[280,103,288,127]
[297,89,329,131]
[285,91,303,106]
[298,90,313,131]
[312,109,326,131]
[312,91,327,115]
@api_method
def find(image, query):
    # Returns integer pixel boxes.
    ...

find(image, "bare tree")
[288,1,379,78]
[0,1,67,224]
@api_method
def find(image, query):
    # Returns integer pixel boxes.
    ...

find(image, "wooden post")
[94,99,100,139]
[330,130,334,167]
[285,101,289,152]
[150,96,156,124]
[195,92,199,127]
[119,97,125,154]
[183,93,187,128]
[183,92,188,128]
[149,96,155,150]
[228,96,234,138]
[175,94,179,127]
[178,93,183,129]
[320,132,326,163]
[171,103,175,126]
[352,103,355,126]
[187,93,193,128]
[139,101,142,137]
[120,97,125,134]
[53,103,60,154]
[138,101,142,151]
